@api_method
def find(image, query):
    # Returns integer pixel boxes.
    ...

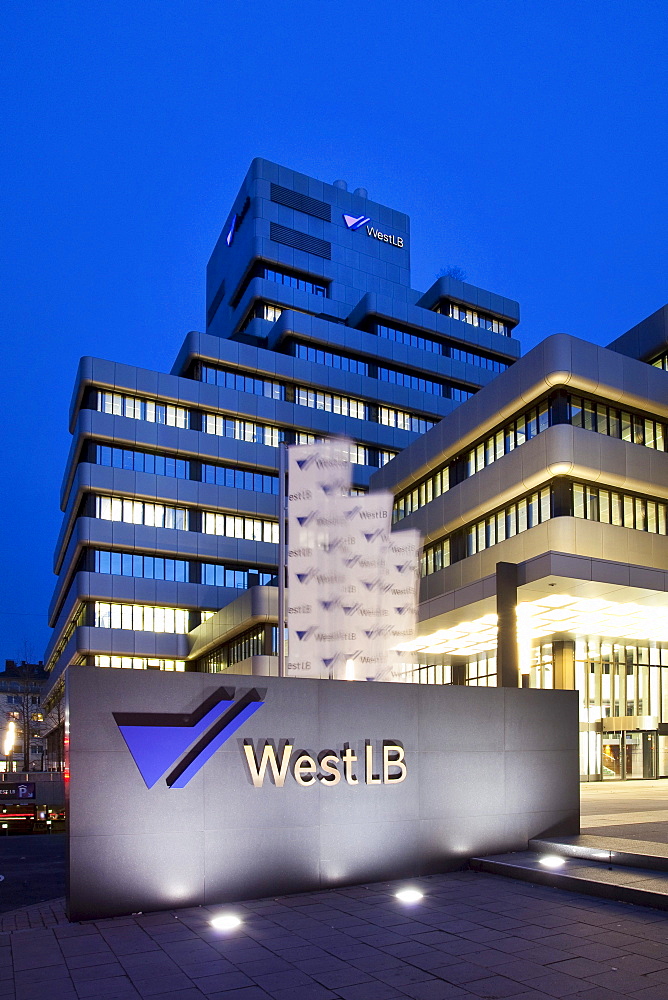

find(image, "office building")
[372,305,668,781]
[44,159,519,697]
[44,157,668,781]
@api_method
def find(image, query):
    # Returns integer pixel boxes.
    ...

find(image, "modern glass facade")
[44,158,520,698]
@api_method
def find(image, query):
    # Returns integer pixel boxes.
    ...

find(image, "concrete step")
[469,850,668,911]
[529,834,668,872]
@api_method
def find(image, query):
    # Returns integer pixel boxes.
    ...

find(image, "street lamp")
[3,721,16,771]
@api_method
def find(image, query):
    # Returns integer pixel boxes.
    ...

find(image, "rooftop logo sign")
[342,213,404,247]
[342,213,370,231]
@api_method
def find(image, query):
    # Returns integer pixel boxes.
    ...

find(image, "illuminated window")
[97,392,188,428]
[94,655,186,671]
[94,496,188,531]
[93,603,190,633]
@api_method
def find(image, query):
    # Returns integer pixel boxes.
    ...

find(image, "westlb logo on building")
[114,687,407,789]
[342,213,404,248]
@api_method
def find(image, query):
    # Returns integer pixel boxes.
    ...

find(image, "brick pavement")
[1,870,668,999]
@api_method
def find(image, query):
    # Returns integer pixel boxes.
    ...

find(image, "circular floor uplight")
[395,888,423,903]
[210,913,242,930]
[538,855,566,868]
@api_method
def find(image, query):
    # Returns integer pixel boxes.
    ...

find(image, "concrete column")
[496,562,519,688]
[553,639,575,690]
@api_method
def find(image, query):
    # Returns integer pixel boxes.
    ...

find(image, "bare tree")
[437,265,467,282]
[5,651,47,772]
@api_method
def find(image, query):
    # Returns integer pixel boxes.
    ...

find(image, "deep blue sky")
[1,1,666,663]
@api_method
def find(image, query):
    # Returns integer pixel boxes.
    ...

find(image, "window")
[394,390,668,524]
[234,264,328,305]
[202,512,278,544]
[201,565,275,588]
[569,394,667,452]
[421,487,552,577]
[196,363,437,431]
[97,392,188,428]
[93,445,189,480]
[261,265,327,296]
[434,301,511,337]
[202,464,278,494]
[201,366,284,400]
[375,323,510,372]
[93,603,190,633]
[293,342,368,376]
[94,496,188,531]
[94,655,186,671]
[573,481,668,535]
[91,444,279,494]
[203,414,282,447]
[200,625,278,672]
[295,388,368,421]
[379,407,434,434]
[238,302,285,332]
[94,551,189,582]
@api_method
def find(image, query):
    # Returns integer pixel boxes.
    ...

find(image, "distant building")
[0,660,48,772]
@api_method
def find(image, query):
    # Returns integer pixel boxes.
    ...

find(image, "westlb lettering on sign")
[243,741,407,787]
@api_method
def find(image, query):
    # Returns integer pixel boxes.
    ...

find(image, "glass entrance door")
[602,731,656,779]
[626,731,656,779]
[602,735,622,779]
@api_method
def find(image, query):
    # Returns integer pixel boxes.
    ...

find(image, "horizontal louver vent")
[270,184,331,221]
[269,223,331,260]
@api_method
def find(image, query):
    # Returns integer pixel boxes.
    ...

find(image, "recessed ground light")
[538,855,566,868]
[210,913,242,930]
[395,888,423,903]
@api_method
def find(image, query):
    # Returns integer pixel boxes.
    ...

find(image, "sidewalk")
[3,869,668,1000]
[581,778,668,842]
[3,782,668,999]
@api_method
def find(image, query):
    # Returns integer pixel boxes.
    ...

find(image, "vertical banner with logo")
[287,441,352,678]
[377,529,422,681]
[287,442,421,681]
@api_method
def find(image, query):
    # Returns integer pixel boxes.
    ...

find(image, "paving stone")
[328,983,409,1000]
[13,964,71,983]
[398,978,471,997]
[563,942,630,962]
[204,990,273,1000]
[129,973,199,995]
[192,972,257,995]
[484,959,560,983]
[613,952,668,974]
[257,987,338,1000]
[519,970,592,996]
[311,967,375,988]
[374,965,438,987]
[543,957,608,978]
[515,945,579,966]
[565,989,637,1000]
[140,991,204,1000]
[250,969,314,991]
[69,965,126,982]
[431,961,489,985]
[176,960,236,977]
[455,975,526,997]
[585,968,660,992]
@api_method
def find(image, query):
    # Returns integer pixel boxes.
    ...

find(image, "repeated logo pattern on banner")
[287,441,420,680]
